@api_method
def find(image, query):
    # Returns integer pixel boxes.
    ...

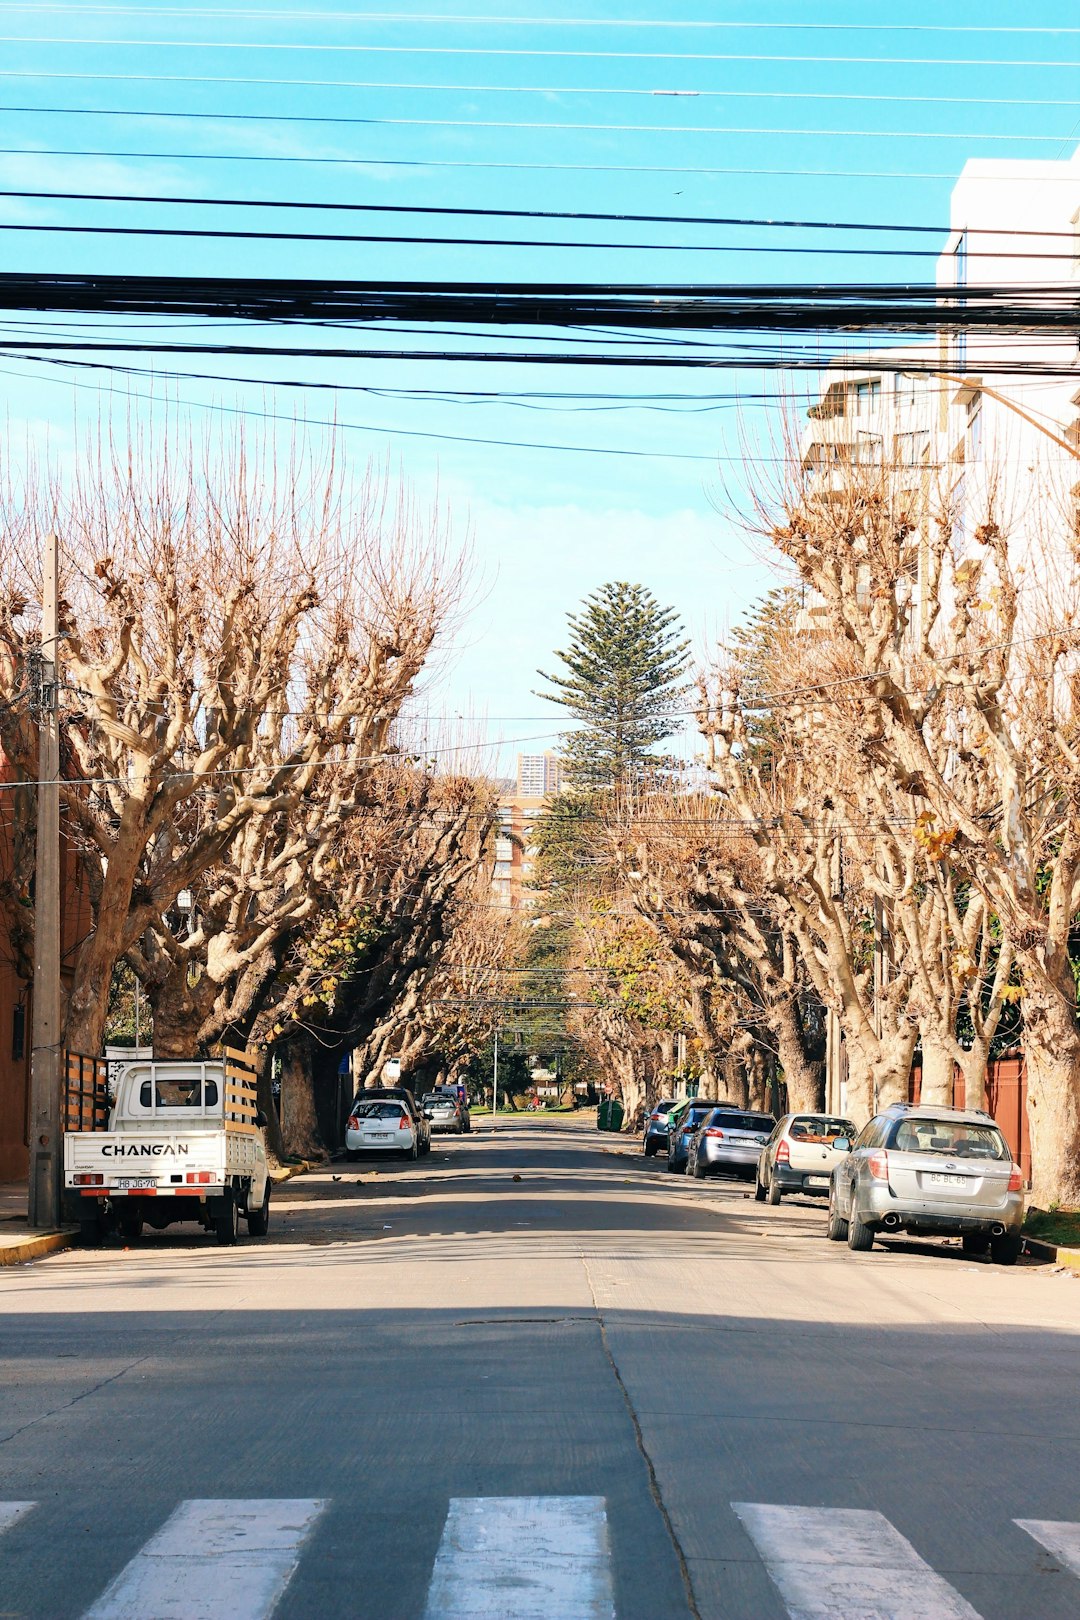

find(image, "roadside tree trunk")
[279,1039,327,1162]
[1021,989,1080,1207]
[918,1035,956,1109]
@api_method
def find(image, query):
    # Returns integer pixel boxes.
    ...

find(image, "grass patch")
[1023,1208,1080,1249]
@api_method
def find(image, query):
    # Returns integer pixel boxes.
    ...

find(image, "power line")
[8,217,1080,263]
[4,34,1080,67]
[6,187,1080,255]
[6,9,1080,32]
[1,69,1076,109]
[0,100,1073,144]
[7,144,1075,186]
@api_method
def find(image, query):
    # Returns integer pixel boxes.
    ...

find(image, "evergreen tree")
[536,581,691,790]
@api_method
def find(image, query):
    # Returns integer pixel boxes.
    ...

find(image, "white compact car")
[345,1098,420,1160]
[755,1112,857,1204]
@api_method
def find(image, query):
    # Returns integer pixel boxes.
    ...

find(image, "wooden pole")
[28,532,62,1228]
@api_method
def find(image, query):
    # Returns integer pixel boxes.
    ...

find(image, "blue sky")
[0,1,1077,767]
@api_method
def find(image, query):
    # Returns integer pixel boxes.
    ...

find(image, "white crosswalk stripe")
[423,1495,615,1620]
[80,1498,326,1620]
[0,1501,35,1535]
[732,1502,983,1620]
[1015,1519,1080,1579]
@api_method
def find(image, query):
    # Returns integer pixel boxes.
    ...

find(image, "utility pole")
[28,532,62,1228]
[491,1028,499,1130]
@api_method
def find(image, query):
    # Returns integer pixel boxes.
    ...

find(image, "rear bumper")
[860,1185,1024,1234]
[701,1142,760,1172]
[774,1165,834,1196]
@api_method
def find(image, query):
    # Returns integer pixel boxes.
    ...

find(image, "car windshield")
[789,1116,856,1144]
[709,1112,774,1132]
[353,1101,405,1121]
[888,1119,1009,1159]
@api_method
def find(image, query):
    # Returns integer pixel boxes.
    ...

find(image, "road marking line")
[1016,1519,1080,1578]
[81,1498,326,1620]
[732,1502,983,1619]
[0,1502,35,1535]
[423,1495,614,1619]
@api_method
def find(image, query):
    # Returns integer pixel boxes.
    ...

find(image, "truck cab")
[63,1057,271,1246]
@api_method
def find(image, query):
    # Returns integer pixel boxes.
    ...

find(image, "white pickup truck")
[63,1056,272,1245]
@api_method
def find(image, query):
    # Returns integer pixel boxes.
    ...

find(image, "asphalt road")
[2,1114,1080,1619]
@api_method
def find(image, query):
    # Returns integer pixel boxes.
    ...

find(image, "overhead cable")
[0,100,1072,144]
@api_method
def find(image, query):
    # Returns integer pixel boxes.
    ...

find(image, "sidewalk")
[0,1179,77,1266]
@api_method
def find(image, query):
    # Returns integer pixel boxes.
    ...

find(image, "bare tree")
[751,452,1079,1200]
[0,427,467,1060]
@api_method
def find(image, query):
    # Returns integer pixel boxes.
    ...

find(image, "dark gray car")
[666,1102,719,1174]
[827,1102,1024,1263]
[687,1107,776,1181]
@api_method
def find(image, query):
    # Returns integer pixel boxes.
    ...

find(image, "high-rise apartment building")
[516,752,563,799]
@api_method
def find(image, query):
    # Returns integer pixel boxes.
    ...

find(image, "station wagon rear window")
[887,1119,1009,1159]
[708,1113,774,1132]
[140,1078,218,1108]
[790,1117,856,1144]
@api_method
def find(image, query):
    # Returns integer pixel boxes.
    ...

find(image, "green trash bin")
[608,1099,624,1133]
[596,1099,611,1130]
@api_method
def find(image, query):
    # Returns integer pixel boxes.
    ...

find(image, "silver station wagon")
[827,1102,1025,1264]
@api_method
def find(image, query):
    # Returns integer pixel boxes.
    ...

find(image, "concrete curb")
[1023,1234,1080,1271]
[269,1158,315,1186]
[0,1229,77,1267]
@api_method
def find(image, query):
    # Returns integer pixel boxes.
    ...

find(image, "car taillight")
[867,1150,889,1180]
[1008,1164,1024,1192]
[703,1127,724,1139]
[72,1172,103,1186]
[398,1115,410,1130]
[185,1171,213,1184]
[650,1111,661,1120]
[776,1140,790,1164]
[347,1115,359,1131]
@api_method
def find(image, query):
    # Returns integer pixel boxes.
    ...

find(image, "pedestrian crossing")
[1,1494,1077,1617]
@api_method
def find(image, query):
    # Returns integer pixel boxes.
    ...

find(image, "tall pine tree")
[536,581,690,791]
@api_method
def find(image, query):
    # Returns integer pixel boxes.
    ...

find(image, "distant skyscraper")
[516,751,563,799]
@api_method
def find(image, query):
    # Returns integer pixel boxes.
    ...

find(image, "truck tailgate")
[64,1133,227,1186]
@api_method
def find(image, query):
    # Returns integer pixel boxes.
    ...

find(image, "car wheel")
[407,1138,419,1161]
[643,1139,657,1158]
[767,1175,783,1206]
[213,1194,239,1246]
[754,1173,767,1202]
[345,1149,360,1162]
[826,1187,848,1242]
[247,1181,271,1237]
[991,1230,1023,1266]
[692,1154,706,1180]
[666,1154,680,1174]
[117,1207,144,1241]
[79,1210,104,1248]
[962,1233,990,1256]
[846,1189,875,1251]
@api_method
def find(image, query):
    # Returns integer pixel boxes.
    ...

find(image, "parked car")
[686,1107,777,1181]
[423,1090,470,1135]
[756,1113,858,1204]
[345,1097,428,1160]
[826,1102,1024,1263]
[667,1101,723,1174]
[642,1098,678,1156]
[346,1087,431,1158]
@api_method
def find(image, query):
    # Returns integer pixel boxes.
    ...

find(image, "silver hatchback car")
[828,1103,1024,1264]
